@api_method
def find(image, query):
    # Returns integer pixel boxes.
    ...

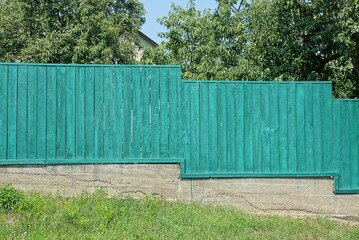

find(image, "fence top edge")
[0,62,181,68]
[182,80,332,84]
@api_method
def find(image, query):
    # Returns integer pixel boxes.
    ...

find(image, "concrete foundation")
[1,164,358,217]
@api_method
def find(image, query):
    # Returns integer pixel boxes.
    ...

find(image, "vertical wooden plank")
[252,83,261,173]
[331,101,341,179]
[17,65,28,159]
[296,84,306,172]
[85,67,95,159]
[132,67,141,158]
[261,84,270,172]
[190,83,200,172]
[141,67,150,158]
[123,67,132,159]
[322,84,332,172]
[227,84,236,172]
[47,66,57,159]
[208,83,218,173]
[341,102,351,188]
[160,67,169,158]
[103,67,114,159]
[94,67,104,159]
[37,66,47,160]
[28,66,37,159]
[7,65,17,159]
[76,67,85,159]
[150,67,160,158]
[244,84,253,172]
[113,66,123,159]
[199,83,209,172]
[65,67,76,159]
[218,83,227,172]
[235,83,245,172]
[349,102,358,189]
[287,84,297,173]
[181,82,191,173]
[313,84,323,172]
[168,67,178,159]
[278,85,288,172]
[270,83,279,173]
[56,67,66,158]
[305,84,314,172]
[0,65,8,159]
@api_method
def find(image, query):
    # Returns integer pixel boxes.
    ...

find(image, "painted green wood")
[160,67,169,158]
[270,84,280,173]
[17,65,28,159]
[296,84,305,172]
[278,85,288,172]
[27,66,37,159]
[85,67,95,159]
[252,84,261,173]
[0,65,7,160]
[75,67,85,159]
[94,67,104,159]
[150,67,160,158]
[244,84,253,172]
[65,67,76,159]
[113,67,123,159]
[199,83,209,172]
[340,102,351,188]
[190,83,200,172]
[353,102,359,187]
[349,102,358,188]
[332,101,342,185]
[141,67,150,158]
[235,83,245,173]
[322,85,332,172]
[313,84,322,172]
[181,82,191,173]
[287,84,297,173]
[132,68,141,158]
[208,83,218,173]
[305,84,314,172]
[103,67,114,159]
[218,83,227,172]
[7,66,17,159]
[47,66,57,160]
[37,66,47,159]
[227,84,236,172]
[260,84,270,172]
[168,68,178,158]
[56,67,66,158]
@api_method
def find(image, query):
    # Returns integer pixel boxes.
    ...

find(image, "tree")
[142,0,359,98]
[0,0,145,64]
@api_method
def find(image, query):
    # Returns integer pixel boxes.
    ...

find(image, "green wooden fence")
[0,63,358,193]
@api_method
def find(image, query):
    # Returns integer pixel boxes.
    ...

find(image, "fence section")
[0,63,182,164]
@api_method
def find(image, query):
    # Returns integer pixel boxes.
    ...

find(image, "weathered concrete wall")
[1,164,358,217]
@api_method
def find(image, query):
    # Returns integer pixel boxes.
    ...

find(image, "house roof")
[138,31,158,47]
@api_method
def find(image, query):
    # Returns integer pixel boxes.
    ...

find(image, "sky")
[139,0,217,44]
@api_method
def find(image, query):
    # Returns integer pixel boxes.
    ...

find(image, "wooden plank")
[141,67,151,158]
[47,66,57,159]
[7,65,17,159]
[168,67,178,158]
[287,84,297,173]
[65,67,76,159]
[252,83,261,173]
[313,84,323,172]
[159,67,169,157]
[244,84,253,172]
[150,67,160,158]
[76,67,86,159]
[113,66,123,159]
[27,66,37,159]
[17,65,28,159]
[190,83,200,172]
[56,67,66,158]
[94,67,104,159]
[270,83,279,172]
[218,83,227,172]
[37,66,47,160]
[261,84,270,172]
[0,65,8,160]
[305,84,314,172]
[103,67,114,159]
[331,101,341,181]
[123,67,132,159]
[349,102,358,189]
[85,67,95,159]
[181,83,191,173]
[354,102,359,187]
[296,84,306,172]
[321,84,332,172]
[132,67,141,158]
[340,102,351,188]
[208,83,218,173]
[235,83,245,172]
[278,85,288,172]
[227,84,236,172]
[199,83,209,172]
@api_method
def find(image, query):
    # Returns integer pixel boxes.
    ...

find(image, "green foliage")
[0,190,358,239]
[0,184,24,213]
[142,0,359,98]
[0,0,145,64]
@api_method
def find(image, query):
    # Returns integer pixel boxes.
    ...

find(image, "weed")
[0,184,24,213]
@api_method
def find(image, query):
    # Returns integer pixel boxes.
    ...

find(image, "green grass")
[0,189,358,240]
